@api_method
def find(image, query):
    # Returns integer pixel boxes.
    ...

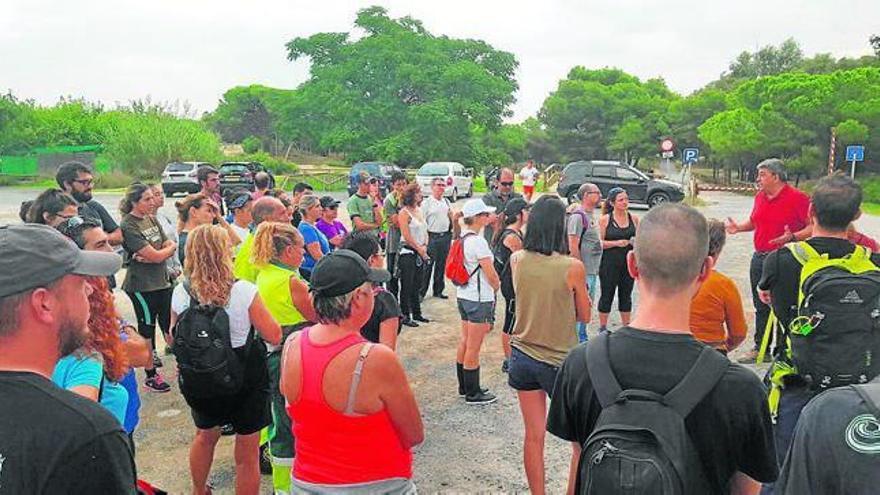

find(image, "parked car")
[347,162,404,197]
[219,162,274,191]
[161,161,212,197]
[556,160,684,207]
[415,162,474,202]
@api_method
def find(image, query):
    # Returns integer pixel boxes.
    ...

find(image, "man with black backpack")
[757,174,880,495]
[548,203,777,495]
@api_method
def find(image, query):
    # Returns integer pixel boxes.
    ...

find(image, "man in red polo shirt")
[725,158,810,363]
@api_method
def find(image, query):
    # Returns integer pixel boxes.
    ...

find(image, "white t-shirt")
[456,230,495,302]
[520,167,540,187]
[421,195,451,233]
[171,280,258,348]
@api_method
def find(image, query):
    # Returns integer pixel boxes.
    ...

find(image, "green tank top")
[255,261,306,326]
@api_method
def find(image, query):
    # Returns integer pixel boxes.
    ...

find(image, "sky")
[2,0,878,122]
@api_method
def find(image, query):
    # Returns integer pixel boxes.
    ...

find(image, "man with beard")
[0,224,135,493]
[56,161,123,245]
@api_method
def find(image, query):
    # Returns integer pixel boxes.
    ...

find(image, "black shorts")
[507,347,559,396]
[186,380,271,435]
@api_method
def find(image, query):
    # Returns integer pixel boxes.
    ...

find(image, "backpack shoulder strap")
[787,241,821,266]
[663,346,729,417]
[585,331,623,408]
[852,382,880,420]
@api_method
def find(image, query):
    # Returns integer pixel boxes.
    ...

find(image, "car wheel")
[648,192,671,207]
[451,188,459,202]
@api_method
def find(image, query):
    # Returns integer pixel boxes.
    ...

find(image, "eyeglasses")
[499,181,514,187]
[72,178,93,186]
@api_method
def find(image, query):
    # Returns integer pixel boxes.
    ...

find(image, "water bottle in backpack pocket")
[172,284,252,399]
[578,332,728,494]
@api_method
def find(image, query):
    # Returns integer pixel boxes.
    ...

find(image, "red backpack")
[445,232,481,286]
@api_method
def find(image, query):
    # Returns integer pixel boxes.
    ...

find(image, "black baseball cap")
[309,249,390,297]
[503,197,531,217]
[319,196,341,208]
[228,192,252,210]
[0,224,122,298]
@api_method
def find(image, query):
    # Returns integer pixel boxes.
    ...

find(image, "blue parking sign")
[846,145,865,162]
[682,148,699,165]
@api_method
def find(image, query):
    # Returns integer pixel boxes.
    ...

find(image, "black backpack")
[786,242,880,390]
[578,332,728,495]
[172,284,252,399]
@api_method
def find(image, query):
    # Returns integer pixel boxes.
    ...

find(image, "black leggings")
[502,297,516,334]
[598,259,634,313]
[126,287,173,344]
[398,253,424,318]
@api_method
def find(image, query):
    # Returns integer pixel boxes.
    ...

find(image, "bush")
[236,151,298,174]
[861,176,880,204]
[241,135,262,154]
[94,170,135,189]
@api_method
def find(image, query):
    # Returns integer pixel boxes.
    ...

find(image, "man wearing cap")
[725,158,810,363]
[316,195,348,251]
[348,172,384,237]
[482,168,523,243]
[0,224,135,493]
[227,190,254,253]
[420,177,461,300]
[567,182,602,343]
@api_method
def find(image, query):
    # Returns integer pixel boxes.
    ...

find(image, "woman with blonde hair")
[252,221,317,493]
[175,193,241,267]
[170,224,282,495]
[297,194,330,281]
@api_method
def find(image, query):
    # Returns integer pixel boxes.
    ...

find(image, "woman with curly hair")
[398,183,430,327]
[170,224,282,495]
[175,192,240,267]
[252,221,317,494]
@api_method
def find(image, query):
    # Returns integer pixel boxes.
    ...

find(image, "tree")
[726,38,804,80]
[872,35,880,57]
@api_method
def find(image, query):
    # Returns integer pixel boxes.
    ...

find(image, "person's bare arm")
[503,231,523,253]
[400,209,428,259]
[568,234,581,260]
[451,210,463,238]
[106,229,123,245]
[305,241,324,262]
[289,277,318,322]
[135,240,176,263]
[375,346,424,448]
[218,217,241,246]
[69,385,100,401]
[725,217,755,234]
[567,443,581,495]
[121,325,152,368]
[279,334,302,403]
[378,318,399,351]
[479,256,500,291]
[249,294,282,345]
[568,260,591,323]
[728,471,761,495]
[353,217,381,231]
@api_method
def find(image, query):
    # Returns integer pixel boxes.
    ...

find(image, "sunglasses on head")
[500,181,514,187]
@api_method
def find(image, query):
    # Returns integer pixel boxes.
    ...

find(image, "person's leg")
[233,432,261,495]
[517,390,548,495]
[463,321,489,369]
[760,386,813,495]
[597,264,617,330]
[126,291,158,378]
[152,287,174,345]
[502,297,514,358]
[266,352,293,493]
[432,235,450,296]
[750,252,770,351]
[411,257,426,319]
[387,252,400,299]
[398,254,416,318]
[189,427,221,495]
[618,269,635,326]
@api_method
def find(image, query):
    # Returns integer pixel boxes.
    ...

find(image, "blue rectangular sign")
[682,148,699,164]
[846,145,865,162]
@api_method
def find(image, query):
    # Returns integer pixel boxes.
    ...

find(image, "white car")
[161,161,212,197]
[415,162,474,202]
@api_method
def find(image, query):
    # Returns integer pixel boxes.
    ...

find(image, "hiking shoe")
[220,423,235,436]
[737,349,760,364]
[466,389,497,405]
[501,358,509,374]
[413,315,430,323]
[144,374,171,393]
[152,352,163,368]
[401,317,419,328]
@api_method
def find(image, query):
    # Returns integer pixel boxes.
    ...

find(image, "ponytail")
[252,222,302,266]
[119,183,150,215]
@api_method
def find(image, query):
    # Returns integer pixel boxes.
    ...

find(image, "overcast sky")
[2,0,878,121]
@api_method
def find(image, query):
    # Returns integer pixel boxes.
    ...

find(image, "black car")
[556,160,684,207]
[219,162,275,191]
[347,162,404,197]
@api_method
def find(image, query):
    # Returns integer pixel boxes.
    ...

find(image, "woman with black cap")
[597,187,639,332]
[492,197,529,373]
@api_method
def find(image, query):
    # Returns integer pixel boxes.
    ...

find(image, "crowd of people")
[1,158,879,495]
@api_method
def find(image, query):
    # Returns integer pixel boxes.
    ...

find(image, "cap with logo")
[309,249,390,297]
[0,224,122,298]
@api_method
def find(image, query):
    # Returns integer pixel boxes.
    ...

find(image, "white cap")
[462,198,496,218]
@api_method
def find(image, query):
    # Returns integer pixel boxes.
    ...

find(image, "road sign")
[682,148,699,165]
[846,145,865,162]
[660,139,675,152]
[661,151,674,159]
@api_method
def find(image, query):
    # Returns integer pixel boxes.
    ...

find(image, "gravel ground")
[2,188,878,493]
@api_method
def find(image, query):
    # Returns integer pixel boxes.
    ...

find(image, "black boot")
[456,362,465,396]
[464,367,496,405]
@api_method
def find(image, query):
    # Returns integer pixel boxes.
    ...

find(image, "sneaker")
[737,349,760,364]
[401,317,419,328]
[501,358,509,374]
[144,374,171,393]
[152,352,163,368]
[466,389,497,405]
[220,423,235,436]
[413,315,430,323]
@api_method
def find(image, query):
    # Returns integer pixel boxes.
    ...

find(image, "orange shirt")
[690,270,747,351]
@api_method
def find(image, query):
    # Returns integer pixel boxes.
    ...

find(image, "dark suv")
[219,162,275,191]
[347,162,404,197]
[556,160,684,207]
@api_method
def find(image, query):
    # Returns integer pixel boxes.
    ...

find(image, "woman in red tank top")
[280,250,423,493]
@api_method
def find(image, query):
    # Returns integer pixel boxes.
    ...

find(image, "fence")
[0,145,107,177]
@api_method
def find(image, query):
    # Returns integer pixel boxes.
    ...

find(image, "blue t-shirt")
[117,330,141,434]
[299,221,330,272]
[52,353,129,427]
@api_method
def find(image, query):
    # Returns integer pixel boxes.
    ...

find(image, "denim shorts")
[457,298,495,324]
[507,347,559,396]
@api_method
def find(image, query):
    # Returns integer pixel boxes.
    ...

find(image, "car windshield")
[220,165,249,174]
[418,163,450,176]
[352,163,381,176]
[166,162,194,172]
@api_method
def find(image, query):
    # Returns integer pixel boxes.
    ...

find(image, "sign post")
[846,145,865,179]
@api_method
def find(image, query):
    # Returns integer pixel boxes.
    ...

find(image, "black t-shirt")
[777,381,880,495]
[79,200,119,233]
[547,327,778,494]
[0,371,136,494]
[359,288,402,344]
[759,237,880,332]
